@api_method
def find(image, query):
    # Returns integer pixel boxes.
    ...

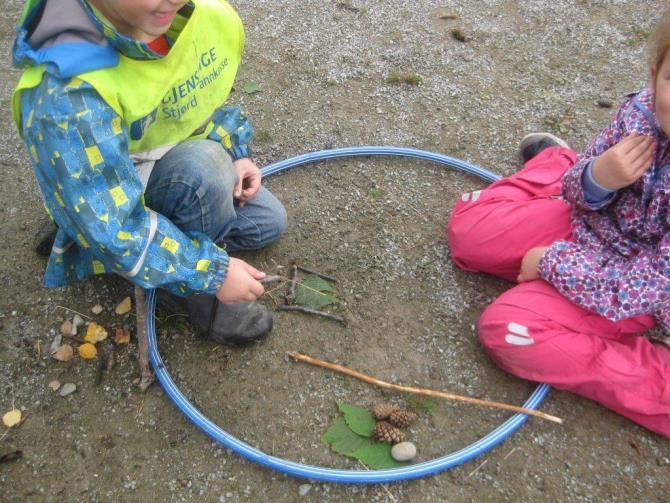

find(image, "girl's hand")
[517,246,550,283]
[216,257,266,303]
[232,158,262,207]
[591,133,655,191]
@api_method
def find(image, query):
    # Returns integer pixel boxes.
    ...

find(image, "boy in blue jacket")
[12,0,287,344]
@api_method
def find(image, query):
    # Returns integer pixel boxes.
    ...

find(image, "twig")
[465,459,488,480]
[503,447,518,460]
[95,352,108,386]
[357,461,397,503]
[134,286,155,392]
[260,275,285,285]
[0,450,22,465]
[285,264,298,305]
[52,305,92,320]
[286,351,563,424]
[61,333,85,344]
[296,265,337,282]
[279,305,347,325]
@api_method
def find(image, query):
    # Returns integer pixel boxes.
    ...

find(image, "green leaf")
[242,82,262,94]
[337,401,375,437]
[351,443,407,469]
[407,396,437,415]
[295,274,337,310]
[321,417,372,455]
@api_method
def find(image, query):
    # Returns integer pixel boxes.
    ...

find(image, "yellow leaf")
[84,322,108,343]
[53,344,74,362]
[114,328,131,345]
[115,296,132,315]
[2,409,22,428]
[78,343,97,359]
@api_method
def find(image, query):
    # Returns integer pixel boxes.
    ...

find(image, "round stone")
[391,441,417,462]
[59,382,77,397]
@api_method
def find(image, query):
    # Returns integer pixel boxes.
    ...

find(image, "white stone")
[391,441,417,462]
[298,484,311,496]
[59,383,77,397]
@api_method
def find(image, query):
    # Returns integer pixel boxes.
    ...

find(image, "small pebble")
[59,383,77,397]
[48,380,61,391]
[72,315,84,328]
[91,304,103,315]
[596,99,613,108]
[298,484,311,496]
[451,28,471,42]
[49,334,62,355]
[60,320,76,336]
[391,441,417,462]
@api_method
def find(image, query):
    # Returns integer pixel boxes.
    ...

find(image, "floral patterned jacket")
[539,87,670,330]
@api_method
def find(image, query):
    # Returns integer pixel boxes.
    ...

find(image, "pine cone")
[372,403,400,420]
[373,421,406,444]
[389,409,418,428]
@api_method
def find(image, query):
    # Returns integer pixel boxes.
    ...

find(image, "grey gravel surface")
[2,1,670,502]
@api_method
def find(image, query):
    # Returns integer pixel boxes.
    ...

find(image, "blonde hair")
[650,9,670,70]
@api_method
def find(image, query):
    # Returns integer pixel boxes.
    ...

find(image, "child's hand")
[592,133,655,190]
[216,257,266,303]
[517,246,549,283]
[232,158,262,207]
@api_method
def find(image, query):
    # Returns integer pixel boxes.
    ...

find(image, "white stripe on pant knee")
[505,322,534,346]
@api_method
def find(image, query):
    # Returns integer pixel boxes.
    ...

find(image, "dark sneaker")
[158,291,272,345]
[33,219,58,257]
[519,132,570,164]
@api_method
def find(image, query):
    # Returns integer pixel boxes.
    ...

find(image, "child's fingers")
[244,262,266,280]
[628,137,655,165]
[233,178,244,199]
[620,133,651,156]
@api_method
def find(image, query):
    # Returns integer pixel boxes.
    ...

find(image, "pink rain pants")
[447,146,670,437]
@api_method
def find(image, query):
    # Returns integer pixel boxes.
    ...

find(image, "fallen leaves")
[114,328,131,345]
[242,81,262,94]
[50,297,133,368]
[115,296,132,315]
[84,322,108,343]
[53,344,74,362]
[78,343,98,359]
[2,409,21,428]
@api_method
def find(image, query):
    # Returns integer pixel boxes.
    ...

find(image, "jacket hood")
[13,0,118,78]
[12,0,193,78]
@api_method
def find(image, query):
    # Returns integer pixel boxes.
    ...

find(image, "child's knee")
[477,299,540,375]
[447,198,501,274]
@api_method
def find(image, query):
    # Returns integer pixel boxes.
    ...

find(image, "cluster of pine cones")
[371,403,418,444]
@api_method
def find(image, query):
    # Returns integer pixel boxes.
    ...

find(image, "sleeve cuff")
[582,160,615,209]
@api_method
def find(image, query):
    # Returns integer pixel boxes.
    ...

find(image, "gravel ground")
[2,1,670,502]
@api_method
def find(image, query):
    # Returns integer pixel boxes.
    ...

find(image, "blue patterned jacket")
[13,0,251,296]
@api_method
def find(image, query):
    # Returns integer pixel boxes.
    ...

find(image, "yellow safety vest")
[13,0,244,154]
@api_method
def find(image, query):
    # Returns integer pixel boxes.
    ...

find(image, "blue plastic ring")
[146,146,551,483]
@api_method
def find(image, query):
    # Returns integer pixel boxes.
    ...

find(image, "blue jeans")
[144,140,287,251]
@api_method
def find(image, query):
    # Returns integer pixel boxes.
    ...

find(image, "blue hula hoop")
[146,146,551,483]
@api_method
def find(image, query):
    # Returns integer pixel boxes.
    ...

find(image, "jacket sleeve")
[560,96,635,211]
[23,75,229,296]
[207,106,253,160]
[538,239,670,330]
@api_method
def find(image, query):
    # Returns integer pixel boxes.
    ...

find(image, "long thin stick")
[285,264,298,305]
[296,265,338,283]
[286,351,562,424]
[279,305,347,325]
[134,286,155,392]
